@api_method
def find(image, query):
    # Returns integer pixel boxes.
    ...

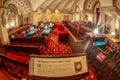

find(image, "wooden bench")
[10,36,46,46]
[64,22,79,38]
[57,23,69,42]
[8,24,32,37]
[0,44,42,79]
[63,21,92,39]
[3,45,40,56]
[79,25,92,35]
[0,54,28,79]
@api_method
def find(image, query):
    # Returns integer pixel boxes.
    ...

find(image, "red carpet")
[42,27,72,56]
[5,23,99,80]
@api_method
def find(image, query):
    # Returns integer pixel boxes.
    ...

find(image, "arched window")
[75,6,80,13]
[5,4,18,29]
[74,6,80,21]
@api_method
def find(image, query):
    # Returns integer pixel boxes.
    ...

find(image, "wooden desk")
[111,38,120,43]
[86,33,107,46]
[41,28,52,36]
[86,32,94,38]
[105,34,120,49]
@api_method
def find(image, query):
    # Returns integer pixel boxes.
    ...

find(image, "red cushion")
[58,29,68,34]
[28,43,35,46]
[58,29,68,42]
[5,53,29,63]
[58,29,68,38]
[6,50,16,54]
[16,33,23,38]
[17,52,27,56]
[58,26,64,31]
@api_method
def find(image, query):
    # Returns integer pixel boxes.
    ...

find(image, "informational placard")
[29,55,88,79]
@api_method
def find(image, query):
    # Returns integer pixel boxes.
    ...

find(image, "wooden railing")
[63,21,92,39]
[10,36,46,46]
[86,36,120,80]
[3,45,40,55]
[79,25,92,35]
[0,44,42,79]
[8,24,32,36]
[0,54,28,79]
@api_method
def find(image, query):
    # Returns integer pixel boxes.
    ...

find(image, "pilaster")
[0,0,10,44]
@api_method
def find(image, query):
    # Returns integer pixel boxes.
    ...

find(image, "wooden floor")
[0,70,11,80]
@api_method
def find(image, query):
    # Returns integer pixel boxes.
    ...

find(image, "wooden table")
[105,34,120,49]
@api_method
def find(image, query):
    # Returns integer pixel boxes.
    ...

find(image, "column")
[69,13,73,21]
[80,10,84,21]
[15,15,19,27]
[32,11,38,26]
[100,9,105,24]
[93,11,96,24]
[99,8,105,33]
[38,12,43,22]
[0,0,10,44]
[61,13,64,21]
[110,14,116,34]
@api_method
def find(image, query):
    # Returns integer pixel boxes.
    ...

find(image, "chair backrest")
[93,36,106,42]
[0,54,28,79]
[3,45,40,55]
[10,36,46,45]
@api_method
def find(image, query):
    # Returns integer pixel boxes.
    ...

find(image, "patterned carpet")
[3,23,99,80]
[41,26,72,56]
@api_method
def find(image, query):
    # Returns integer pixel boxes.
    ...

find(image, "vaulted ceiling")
[3,0,120,14]
[113,0,120,11]
[4,0,32,14]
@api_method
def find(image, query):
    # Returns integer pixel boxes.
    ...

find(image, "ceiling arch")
[54,0,70,12]
[83,0,120,15]
[6,0,32,14]
[84,0,99,12]
[73,5,80,13]
[75,0,85,10]
[113,0,120,11]
[32,0,85,13]
[93,2,100,12]
[29,0,46,11]
[62,0,77,13]
[7,4,18,14]
[30,0,69,11]
[3,0,120,15]
[39,0,55,12]
[45,0,62,11]
[99,0,113,7]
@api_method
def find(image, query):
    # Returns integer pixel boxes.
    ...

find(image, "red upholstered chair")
[58,25,64,31]
[5,53,29,63]
[83,65,97,80]
[11,42,16,45]
[57,24,69,42]
[22,31,27,37]
[16,33,23,38]
[39,46,45,55]
[58,29,68,42]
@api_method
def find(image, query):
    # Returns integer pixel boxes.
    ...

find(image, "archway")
[5,4,18,29]
[73,5,80,21]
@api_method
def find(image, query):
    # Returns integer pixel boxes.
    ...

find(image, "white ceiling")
[100,0,113,7]
[5,0,120,14]
[7,0,32,14]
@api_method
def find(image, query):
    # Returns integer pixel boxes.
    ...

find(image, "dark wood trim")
[30,72,88,80]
